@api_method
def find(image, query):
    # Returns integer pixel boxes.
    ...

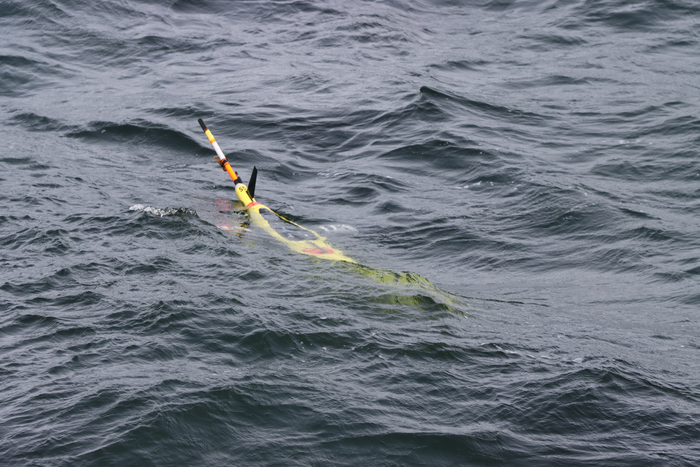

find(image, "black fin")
[249,166,258,199]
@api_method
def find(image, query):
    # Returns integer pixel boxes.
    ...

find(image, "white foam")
[216,224,243,232]
[129,204,196,217]
[316,224,358,234]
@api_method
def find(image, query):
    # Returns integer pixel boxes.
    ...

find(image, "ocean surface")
[2,0,699,465]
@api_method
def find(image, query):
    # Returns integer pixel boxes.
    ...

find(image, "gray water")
[2,0,699,465]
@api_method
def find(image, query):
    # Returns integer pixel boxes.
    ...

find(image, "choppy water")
[2,0,700,465]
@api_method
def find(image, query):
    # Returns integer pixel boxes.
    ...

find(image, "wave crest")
[128,204,197,218]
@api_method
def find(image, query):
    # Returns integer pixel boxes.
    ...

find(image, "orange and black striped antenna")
[199,118,258,202]
[198,118,243,185]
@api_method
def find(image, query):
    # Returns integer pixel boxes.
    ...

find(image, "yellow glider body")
[235,185,356,263]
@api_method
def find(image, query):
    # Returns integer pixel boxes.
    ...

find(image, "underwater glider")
[197,118,472,314]
[198,118,356,263]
